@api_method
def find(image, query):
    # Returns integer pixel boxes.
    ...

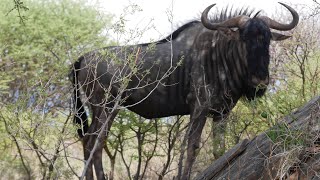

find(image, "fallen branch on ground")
[196,96,320,180]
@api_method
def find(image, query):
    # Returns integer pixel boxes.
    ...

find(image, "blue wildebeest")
[71,3,298,180]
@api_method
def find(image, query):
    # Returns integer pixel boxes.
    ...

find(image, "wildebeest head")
[201,3,298,100]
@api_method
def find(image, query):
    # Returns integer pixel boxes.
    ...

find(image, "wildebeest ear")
[271,32,291,41]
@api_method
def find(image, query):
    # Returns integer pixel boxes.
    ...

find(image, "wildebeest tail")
[71,57,88,138]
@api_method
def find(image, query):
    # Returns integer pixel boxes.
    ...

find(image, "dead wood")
[195,96,320,180]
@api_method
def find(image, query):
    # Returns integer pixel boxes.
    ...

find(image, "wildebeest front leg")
[182,111,207,180]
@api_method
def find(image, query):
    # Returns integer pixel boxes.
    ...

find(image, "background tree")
[0,0,112,179]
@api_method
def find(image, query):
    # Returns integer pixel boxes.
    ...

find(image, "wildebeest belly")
[123,85,190,119]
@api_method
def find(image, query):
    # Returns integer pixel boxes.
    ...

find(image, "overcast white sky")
[95,0,315,43]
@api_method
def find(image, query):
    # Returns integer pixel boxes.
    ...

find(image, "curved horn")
[258,2,299,31]
[201,4,250,30]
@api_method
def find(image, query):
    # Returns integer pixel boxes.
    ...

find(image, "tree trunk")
[196,96,320,180]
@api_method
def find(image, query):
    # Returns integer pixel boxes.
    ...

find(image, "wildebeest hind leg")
[182,112,207,180]
[93,109,119,180]
[82,105,107,180]
[83,134,94,180]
